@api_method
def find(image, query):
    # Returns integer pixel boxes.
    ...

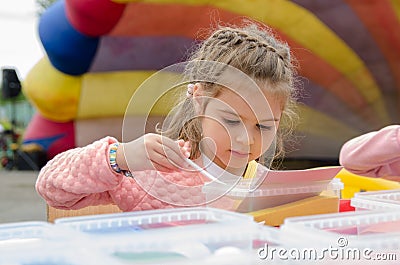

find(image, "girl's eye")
[223,118,240,125]
[257,124,273,131]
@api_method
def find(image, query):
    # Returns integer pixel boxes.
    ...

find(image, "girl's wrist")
[109,143,122,172]
[109,142,132,177]
[116,143,129,171]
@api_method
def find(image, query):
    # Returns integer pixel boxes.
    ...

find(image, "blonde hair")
[161,21,299,164]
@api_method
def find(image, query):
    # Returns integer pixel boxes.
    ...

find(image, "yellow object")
[243,160,258,179]
[78,71,148,119]
[335,168,400,199]
[248,195,339,227]
[78,71,180,119]
[296,105,358,141]
[9,143,19,151]
[22,57,81,122]
[20,143,43,152]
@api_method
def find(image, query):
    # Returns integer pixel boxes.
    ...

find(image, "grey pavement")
[0,170,47,224]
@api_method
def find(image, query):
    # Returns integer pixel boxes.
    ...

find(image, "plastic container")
[203,166,344,226]
[180,225,287,265]
[0,221,115,265]
[0,221,52,241]
[0,221,68,249]
[280,210,400,252]
[203,176,343,213]
[351,189,400,211]
[54,207,260,264]
[0,241,116,265]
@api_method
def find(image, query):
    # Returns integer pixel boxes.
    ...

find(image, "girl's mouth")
[230,150,250,158]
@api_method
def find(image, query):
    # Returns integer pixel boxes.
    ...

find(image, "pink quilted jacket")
[36,137,206,211]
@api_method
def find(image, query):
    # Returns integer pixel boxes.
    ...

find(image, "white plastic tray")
[281,210,400,250]
[54,207,259,264]
[204,178,343,212]
[351,190,400,211]
[0,221,115,265]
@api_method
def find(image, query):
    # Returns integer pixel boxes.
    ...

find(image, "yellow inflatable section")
[23,58,181,121]
[23,57,81,122]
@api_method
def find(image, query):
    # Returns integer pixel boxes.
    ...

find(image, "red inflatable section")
[65,0,127,36]
[23,113,75,159]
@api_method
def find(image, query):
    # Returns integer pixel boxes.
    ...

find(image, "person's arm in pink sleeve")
[35,137,125,210]
[36,133,203,211]
[339,125,400,178]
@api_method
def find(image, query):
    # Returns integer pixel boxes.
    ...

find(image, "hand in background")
[381,176,400,182]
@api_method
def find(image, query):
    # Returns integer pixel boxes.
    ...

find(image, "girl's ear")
[192,83,202,97]
[192,83,204,114]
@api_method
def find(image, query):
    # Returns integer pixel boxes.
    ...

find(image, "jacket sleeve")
[36,136,206,211]
[36,137,125,210]
[339,125,400,178]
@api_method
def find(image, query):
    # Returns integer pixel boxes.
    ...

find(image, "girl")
[36,21,298,211]
[339,125,400,181]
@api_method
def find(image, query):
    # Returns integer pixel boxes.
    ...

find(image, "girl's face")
[198,85,283,175]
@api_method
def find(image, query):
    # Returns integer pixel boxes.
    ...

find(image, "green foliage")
[0,94,27,106]
[36,0,58,16]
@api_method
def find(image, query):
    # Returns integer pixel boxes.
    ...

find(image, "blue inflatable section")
[38,0,100,75]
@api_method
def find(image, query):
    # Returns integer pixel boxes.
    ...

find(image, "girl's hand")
[116,133,191,172]
[381,175,400,182]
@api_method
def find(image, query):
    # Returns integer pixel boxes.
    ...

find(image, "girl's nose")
[235,127,255,145]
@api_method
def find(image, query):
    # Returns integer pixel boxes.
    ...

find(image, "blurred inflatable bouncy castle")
[23,0,400,162]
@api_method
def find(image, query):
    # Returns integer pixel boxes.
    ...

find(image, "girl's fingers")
[155,138,190,169]
[176,139,185,147]
[149,159,174,172]
[183,149,191,158]
[183,142,191,156]
[174,140,190,156]
[151,141,190,170]
[183,141,191,148]
[176,139,190,157]
[149,152,177,171]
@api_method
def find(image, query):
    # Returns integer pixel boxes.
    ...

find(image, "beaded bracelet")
[109,143,121,173]
[109,143,133,178]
